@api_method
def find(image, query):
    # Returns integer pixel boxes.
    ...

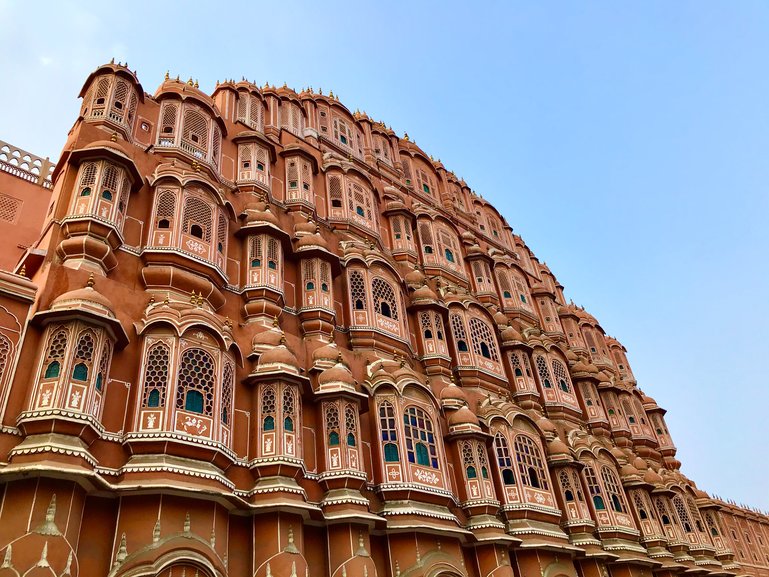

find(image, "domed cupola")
[154,75,227,178]
[55,137,143,276]
[78,61,144,141]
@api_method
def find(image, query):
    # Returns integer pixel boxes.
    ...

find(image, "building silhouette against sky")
[0,61,766,577]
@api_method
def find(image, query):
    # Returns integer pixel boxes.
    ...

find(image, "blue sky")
[1,1,768,509]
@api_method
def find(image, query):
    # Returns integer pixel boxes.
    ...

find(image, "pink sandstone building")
[0,61,766,577]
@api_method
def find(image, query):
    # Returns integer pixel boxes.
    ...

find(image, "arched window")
[175,348,215,417]
[182,106,209,157]
[494,433,516,485]
[673,495,693,533]
[468,317,499,363]
[584,465,606,510]
[325,403,340,446]
[601,466,627,513]
[379,401,399,462]
[450,313,469,355]
[221,361,234,426]
[349,270,367,312]
[535,355,554,391]
[345,404,357,447]
[514,435,549,490]
[182,196,212,244]
[372,277,399,320]
[282,386,296,432]
[551,359,572,393]
[262,385,276,431]
[403,406,438,468]
[71,331,95,381]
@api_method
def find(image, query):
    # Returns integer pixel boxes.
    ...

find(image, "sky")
[1,0,768,509]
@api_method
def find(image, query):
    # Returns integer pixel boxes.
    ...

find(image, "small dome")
[294,218,317,235]
[440,381,467,408]
[565,349,579,363]
[448,406,478,427]
[537,416,557,436]
[620,463,640,478]
[644,468,663,485]
[252,319,284,350]
[610,446,627,461]
[243,202,280,227]
[633,457,649,471]
[312,340,339,364]
[295,229,329,250]
[547,437,571,458]
[405,266,425,286]
[571,360,592,374]
[412,282,438,302]
[460,231,476,243]
[50,281,117,318]
[492,310,508,326]
[500,323,523,343]
[318,358,355,389]
[257,336,299,371]
[466,244,485,257]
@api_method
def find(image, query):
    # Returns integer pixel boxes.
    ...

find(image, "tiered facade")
[0,62,766,577]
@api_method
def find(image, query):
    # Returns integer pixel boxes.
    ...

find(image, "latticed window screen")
[344,403,357,446]
[43,328,68,378]
[78,162,98,193]
[267,238,280,268]
[559,469,576,501]
[182,107,209,154]
[673,496,694,532]
[72,331,95,380]
[704,511,721,537]
[95,341,111,392]
[328,174,343,208]
[349,270,367,311]
[622,398,637,424]
[155,190,177,226]
[211,126,221,168]
[261,385,276,430]
[378,400,399,462]
[325,402,340,445]
[461,441,476,478]
[281,102,303,136]
[160,103,178,138]
[282,386,297,431]
[403,406,439,468]
[654,497,673,524]
[450,313,468,351]
[513,271,531,305]
[601,466,627,513]
[0,335,11,388]
[551,359,572,393]
[633,491,650,520]
[182,196,213,242]
[514,435,549,489]
[142,343,170,408]
[584,464,605,510]
[250,235,263,265]
[112,80,129,120]
[468,318,499,362]
[175,348,215,416]
[217,212,227,253]
[401,159,413,186]
[221,361,234,425]
[93,77,110,108]
[348,180,374,224]
[419,221,434,252]
[535,355,554,388]
[476,442,490,478]
[686,497,706,532]
[494,433,515,484]
[372,277,399,320]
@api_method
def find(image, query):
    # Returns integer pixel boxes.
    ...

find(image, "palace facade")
[0,62,766,577]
